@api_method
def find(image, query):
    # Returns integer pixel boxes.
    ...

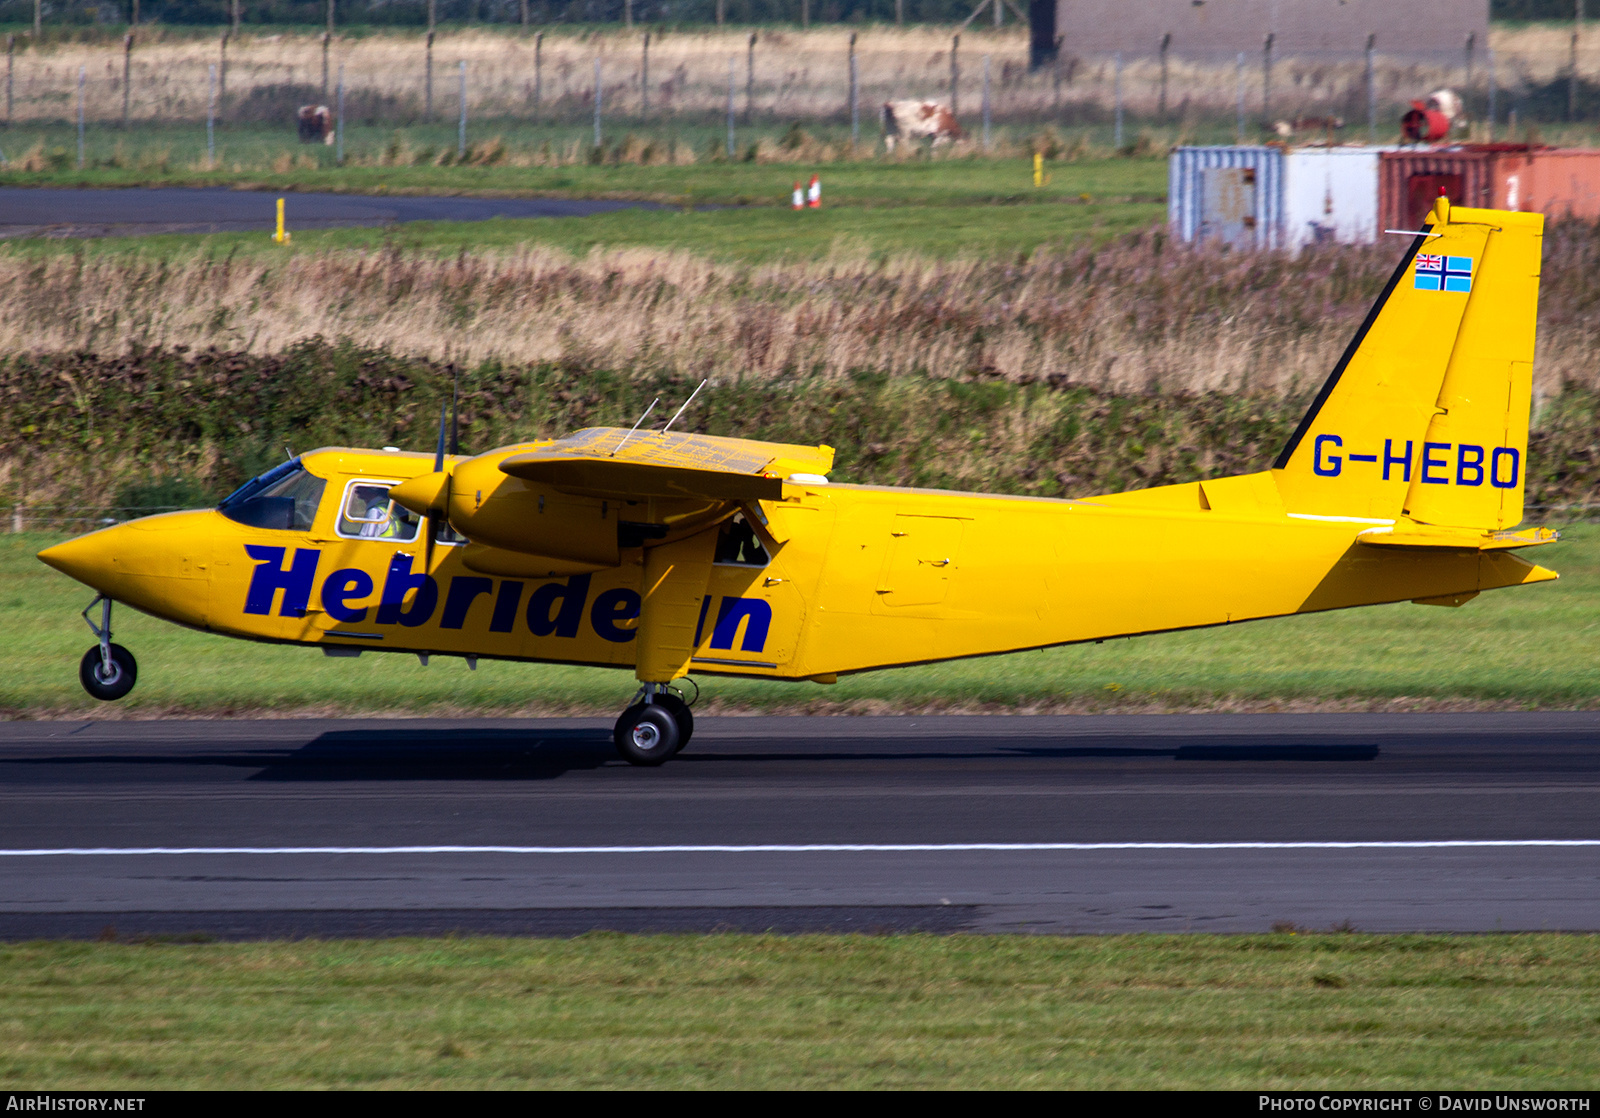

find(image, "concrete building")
[1030,1,1489,62]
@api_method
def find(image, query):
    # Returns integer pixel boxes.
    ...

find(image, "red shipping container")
[1379,146,1600,232]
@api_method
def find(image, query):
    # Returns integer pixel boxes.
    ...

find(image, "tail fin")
[1273,199,1542,531]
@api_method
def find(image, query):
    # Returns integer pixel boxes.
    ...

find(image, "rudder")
[1273,199,1543,530]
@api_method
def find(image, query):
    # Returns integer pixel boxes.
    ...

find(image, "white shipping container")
[1169,146,1381,252]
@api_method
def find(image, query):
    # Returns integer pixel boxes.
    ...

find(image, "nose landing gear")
[613,680,696,766]
[78,595,137,702]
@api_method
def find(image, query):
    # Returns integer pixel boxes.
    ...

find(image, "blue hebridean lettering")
[710,597,773,653]
[321,568,374,623]
[1457,444,1485,487]
[375,554,439,627]
[1420,441,1451,484]
[440,576,493,629]
[1313,434,1342,477]
[1348,453,1378,463]
[243,545,320,617]
[526,574,591,638]
[1383,439,1412,482]
[591,587,641,643]
[1491,447,1520,489]
[489,581,524,633]
[693,595,713,646]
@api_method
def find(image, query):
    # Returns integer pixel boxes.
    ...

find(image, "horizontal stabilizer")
[499,427,834,502]
[1357,524,1559,551]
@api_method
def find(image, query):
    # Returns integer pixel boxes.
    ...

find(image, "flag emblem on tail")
[1414,254,1473,293]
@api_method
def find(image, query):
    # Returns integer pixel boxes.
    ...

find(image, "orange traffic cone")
[792,181,804,210]
[807,174,821,209]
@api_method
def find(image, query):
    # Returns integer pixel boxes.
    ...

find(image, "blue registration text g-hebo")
[1312,435,1519,488]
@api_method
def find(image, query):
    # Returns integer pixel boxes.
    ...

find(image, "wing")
[498,428,835,502]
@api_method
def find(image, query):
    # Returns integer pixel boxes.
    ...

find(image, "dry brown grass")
[2,228,1594,400]
[4,24,1590,130]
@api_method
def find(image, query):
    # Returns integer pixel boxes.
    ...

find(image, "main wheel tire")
[79,644,137,701]
[613,702,681,766]
[654,693,694,753]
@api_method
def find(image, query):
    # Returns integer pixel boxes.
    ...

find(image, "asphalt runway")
[0,186,662,238]
[1,712,1598,939]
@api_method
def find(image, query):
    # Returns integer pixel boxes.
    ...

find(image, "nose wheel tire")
[613,702,682,766]
[79,644,137,701]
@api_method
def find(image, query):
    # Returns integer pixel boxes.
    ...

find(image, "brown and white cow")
[297,105,334,146]
[882,100,962,151]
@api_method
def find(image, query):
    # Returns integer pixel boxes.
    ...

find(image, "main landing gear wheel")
[614,702,682,767]
[79,643,137,701]
[653,693,694,753]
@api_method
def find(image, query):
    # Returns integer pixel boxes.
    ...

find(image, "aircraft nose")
[37,527,128,592]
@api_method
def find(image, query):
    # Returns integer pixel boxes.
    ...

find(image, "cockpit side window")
[336,481,421,543]
[218,460,326,532]
[714,514,771,567]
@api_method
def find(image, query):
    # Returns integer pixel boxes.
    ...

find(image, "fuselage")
[36,444,1553,684]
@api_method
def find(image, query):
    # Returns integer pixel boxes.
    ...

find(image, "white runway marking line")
[0,841,1598,857]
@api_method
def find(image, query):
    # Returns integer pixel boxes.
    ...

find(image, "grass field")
[2,933,1598,1088]
[2,524,1595,718]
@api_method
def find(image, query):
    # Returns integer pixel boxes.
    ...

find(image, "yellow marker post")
[273,197,290,244]
[1033,152,1044,187]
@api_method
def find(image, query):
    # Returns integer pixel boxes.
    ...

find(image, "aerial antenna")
[613,398,660,457]
[284,445,295,461]
[432,400,448,472]
[661,379,708,434]
[449,367,460,456]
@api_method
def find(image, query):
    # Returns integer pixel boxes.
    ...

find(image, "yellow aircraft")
[38,199,1557,765]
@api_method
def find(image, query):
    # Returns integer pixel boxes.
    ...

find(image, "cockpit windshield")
[218,459,326,531]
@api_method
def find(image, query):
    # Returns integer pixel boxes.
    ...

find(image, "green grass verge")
[3,934,1599,1088]
[0,138,1169,205]
[3,525,1594,718]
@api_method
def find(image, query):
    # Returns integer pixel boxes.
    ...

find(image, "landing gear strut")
[613,681,696,766]
[78,595,137,702]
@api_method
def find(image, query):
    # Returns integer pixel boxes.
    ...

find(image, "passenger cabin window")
[714,514,770,566]
[337,482,421,543]
[217,460,325,532]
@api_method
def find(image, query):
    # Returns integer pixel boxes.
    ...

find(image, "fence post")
[231,0,240,36]
[849,32,858,148]
[802,0,809,32]
[896,0,903,27]
[982,54,991,150]
[746,32,756,124]
[1052,34,1062,110]
[458,59,466,159]
[1262,32,1273,129]
[6,34,13,127]
[726,56,736,157]
[535,32,542,114]
[219,31,228,106]
[121,33,132,129]
[1113,51,1123,149]
[322,31,330,99]
[1488,47,1497,141]
[425,31,434,120]
[716,0,723,27]
[1235,51,1245,144]
[1464,31,1475,97]
[951,34,960,118]
[1365,34,1376,142]
[625,0,633,31]
[337,62,345,164]
[642,32,649,118]
[207,63,216,166]
[520,0,528,33]
[1158,32,1170,120]
[33,0,39,41]
[1571,0,1581,123]
[76,66,84,169]
[594,56,602,150]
